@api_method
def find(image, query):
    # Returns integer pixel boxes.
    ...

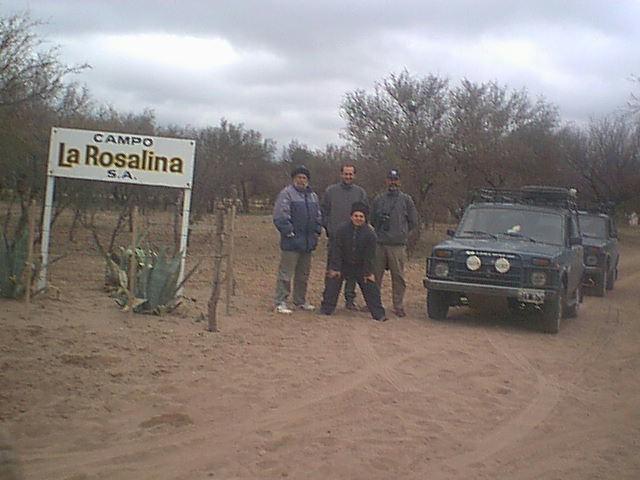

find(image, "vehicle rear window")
[579,215,608,238]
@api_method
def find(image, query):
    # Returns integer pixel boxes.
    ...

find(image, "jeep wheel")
[606,266,616,290]
[564,284,581,318]
[427,290,449,320]
[541,292,562,334]
[507,298,524,316]
[595,271,607,297]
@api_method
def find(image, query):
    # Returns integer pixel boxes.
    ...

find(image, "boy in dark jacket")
[320,202,386,321]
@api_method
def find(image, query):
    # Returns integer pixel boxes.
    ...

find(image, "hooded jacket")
[273,184,322,252]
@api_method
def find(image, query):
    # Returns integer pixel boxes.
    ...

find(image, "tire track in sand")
[24,324,422,479]
[349,321,419,393]
[447,333,561,470]
[419,296,623,479]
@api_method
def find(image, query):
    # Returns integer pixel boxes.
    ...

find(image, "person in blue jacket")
[273,165,323,314]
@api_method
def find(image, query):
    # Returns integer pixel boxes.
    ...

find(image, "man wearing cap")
[273,165,323,314]
[371,169,418,317]
[321,164,368,311]
[320,202,386,321]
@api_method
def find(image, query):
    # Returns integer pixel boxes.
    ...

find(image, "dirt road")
[1,215,639,479]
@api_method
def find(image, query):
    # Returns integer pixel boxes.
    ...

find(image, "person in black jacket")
[320,202,386,321]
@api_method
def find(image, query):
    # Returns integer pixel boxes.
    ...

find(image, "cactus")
[106,245,183,314]
[0,228,29,299]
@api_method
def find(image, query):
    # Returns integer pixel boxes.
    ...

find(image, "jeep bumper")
[423,278,558,304]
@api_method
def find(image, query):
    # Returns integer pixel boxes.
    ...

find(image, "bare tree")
[192,119,277,214]
[341,70,449,221]
[447,79,559,206]
[0,13,88,108]
[562,115,640,206]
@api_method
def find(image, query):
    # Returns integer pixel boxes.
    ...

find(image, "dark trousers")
[326,237,357,304]
[320,273,386,320]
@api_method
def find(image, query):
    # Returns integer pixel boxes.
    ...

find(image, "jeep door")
[566,213,584,293]
[607,217,619,273]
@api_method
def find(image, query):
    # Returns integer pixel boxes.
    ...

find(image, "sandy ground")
[1,213,640,480]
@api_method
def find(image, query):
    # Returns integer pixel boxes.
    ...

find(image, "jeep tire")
[564,285,581,318]
[606,265,616,290]
[595,270,607,297]
[427,290,449,320]
[542,291,563,334]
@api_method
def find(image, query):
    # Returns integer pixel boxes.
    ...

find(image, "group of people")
[272,164,418,322]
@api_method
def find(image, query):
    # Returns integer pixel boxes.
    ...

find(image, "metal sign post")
[37,175,56,291]
[176,188,192,296]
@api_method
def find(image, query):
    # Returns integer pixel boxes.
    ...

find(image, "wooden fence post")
[128,206,138,316]
[24,199,37,319]
[207,206,226,332]
[225,203,236,314]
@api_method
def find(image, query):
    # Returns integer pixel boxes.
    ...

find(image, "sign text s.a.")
[107,169,137,181]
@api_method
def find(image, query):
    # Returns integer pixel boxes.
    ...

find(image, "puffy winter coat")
[273,184,323,252]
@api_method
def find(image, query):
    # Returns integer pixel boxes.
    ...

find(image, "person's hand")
[286,232,295,238]
[364,273,375,283]
[327,270,341,279]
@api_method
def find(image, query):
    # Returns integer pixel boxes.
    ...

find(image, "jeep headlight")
[433,262,449,277]
[466,255,481,271]
[531,271,547,287]
[494,257,510,273]
[585,255,598,266]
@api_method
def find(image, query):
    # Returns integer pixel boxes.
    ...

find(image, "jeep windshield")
[457,207,564,245]
[579,214,607,239]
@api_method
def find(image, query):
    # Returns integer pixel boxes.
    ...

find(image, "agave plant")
[106,245,183,314]
[0,227,30,299]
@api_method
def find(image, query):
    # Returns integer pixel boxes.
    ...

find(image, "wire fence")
[2,198,455,326]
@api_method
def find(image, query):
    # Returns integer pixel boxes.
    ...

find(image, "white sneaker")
[296,303,316,312]
[275,303,293,314]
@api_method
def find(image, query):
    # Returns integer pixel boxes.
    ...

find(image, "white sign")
[47,127,195,189]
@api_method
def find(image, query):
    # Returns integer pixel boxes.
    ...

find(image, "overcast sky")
[3,0,639,148]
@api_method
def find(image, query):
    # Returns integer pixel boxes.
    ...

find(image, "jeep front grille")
[453,252,523,287]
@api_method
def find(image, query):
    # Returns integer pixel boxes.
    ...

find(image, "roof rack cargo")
[578,201,615,216]
[470,186,578,209]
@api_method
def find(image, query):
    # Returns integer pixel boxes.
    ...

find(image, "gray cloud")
[4,0,639,147]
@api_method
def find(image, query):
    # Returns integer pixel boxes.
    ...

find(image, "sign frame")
[38,127,196,296]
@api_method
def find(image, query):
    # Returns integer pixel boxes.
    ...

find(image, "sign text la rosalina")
[48,127,195,189]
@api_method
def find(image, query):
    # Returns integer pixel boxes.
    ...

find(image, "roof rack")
[470,186,578,209]
[578,201,615,216]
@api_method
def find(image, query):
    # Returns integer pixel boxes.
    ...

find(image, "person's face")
[386,178,400,190]
[351,211,366,227]
[292,174,309,189]
[341,166,355,185]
